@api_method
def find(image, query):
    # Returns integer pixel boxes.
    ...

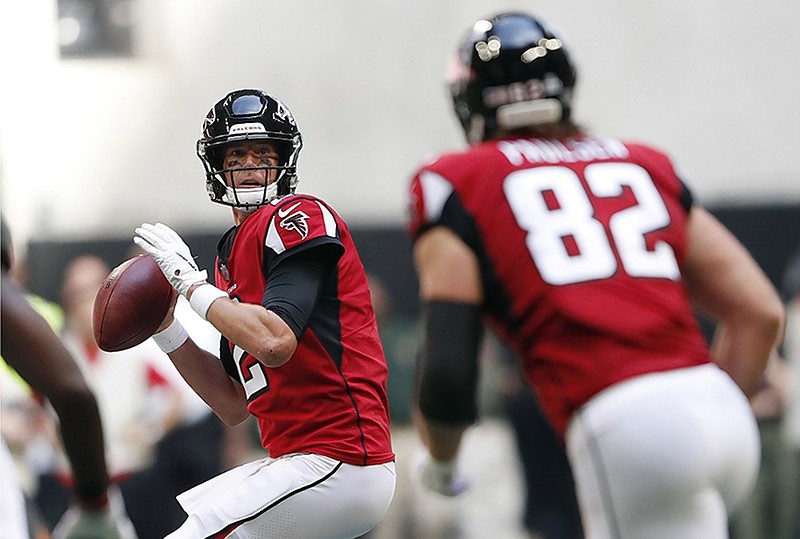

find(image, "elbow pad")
[416,300,483,425]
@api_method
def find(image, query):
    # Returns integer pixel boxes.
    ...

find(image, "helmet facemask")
[199,136,301,214]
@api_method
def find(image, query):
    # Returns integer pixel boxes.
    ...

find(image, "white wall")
[2,0,799,251]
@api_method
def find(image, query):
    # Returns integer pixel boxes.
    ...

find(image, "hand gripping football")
[92,254,176,352]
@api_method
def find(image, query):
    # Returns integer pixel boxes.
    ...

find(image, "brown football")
[92,254,176,352]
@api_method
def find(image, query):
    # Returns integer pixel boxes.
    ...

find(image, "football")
[92,254,176,352]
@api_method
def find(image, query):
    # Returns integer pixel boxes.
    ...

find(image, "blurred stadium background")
[2,0,799,309]
[1,1,799,538]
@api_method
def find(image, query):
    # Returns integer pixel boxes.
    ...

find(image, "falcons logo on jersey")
[279,206,310,239]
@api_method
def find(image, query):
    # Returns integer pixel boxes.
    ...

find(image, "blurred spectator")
[34,254,184,536]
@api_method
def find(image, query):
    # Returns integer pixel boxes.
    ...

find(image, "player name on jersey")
[498,137,630,165]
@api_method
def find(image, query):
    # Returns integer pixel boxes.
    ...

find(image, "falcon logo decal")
[273,100,297,126]
[279,208,310,239]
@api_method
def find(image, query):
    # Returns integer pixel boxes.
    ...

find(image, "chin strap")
[224,183,278,210]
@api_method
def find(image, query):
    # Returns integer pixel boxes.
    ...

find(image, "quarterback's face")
[223,141,280,188]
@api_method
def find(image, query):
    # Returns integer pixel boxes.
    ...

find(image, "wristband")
[189,284,228,320]
[152,319,189,353]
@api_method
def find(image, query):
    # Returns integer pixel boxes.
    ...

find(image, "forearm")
[49,391,109,501]
[204,295,296,367]
[711,315,783,397]
[413,407,468,462]
[684,206,785,396]
[166,337,249,425]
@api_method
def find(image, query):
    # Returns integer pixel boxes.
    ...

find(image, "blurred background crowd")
[1,1,799,538]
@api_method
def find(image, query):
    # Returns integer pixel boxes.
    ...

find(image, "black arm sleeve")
[416,300,484,425]
[262,245,339,340]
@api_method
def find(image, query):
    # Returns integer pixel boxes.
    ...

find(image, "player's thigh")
[233,459,396,539]
[566,365,759,539]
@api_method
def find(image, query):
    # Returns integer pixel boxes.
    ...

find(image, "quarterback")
[135,89,395,538]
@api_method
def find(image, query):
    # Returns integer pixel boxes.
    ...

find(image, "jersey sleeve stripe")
[420,171,454,223]
[316,201,338,237]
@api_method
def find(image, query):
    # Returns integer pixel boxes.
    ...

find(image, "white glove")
[133,222,208,297]
[52,487,138,539]
[410,448,470,497]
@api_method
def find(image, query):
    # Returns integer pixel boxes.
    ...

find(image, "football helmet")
[448,12,578,144]
[197,89,303,211]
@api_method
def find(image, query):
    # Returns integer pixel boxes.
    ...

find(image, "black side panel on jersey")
[427,192,518,332]
[262,246,339,340]
[302,264,345,369]
[417,300,484,424]
[216,224,239,278]
[219,335,239,380]
[431,192,483,253]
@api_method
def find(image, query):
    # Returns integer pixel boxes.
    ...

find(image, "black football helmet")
[197,89,303,211]
[449,12,578,144]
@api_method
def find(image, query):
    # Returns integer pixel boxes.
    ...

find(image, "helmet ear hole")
[277,172,299,197]
[207,149,225,173]
[211,179,227,199]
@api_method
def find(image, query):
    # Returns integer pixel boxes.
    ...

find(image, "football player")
[1,218,135,539]
[407,12,784,539]
[134,89,395,538]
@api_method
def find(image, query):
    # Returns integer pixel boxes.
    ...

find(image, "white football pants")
[566,364,759,539]
[166,453,396,539]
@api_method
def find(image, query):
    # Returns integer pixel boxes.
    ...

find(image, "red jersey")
[214,193,394,465]
[408,136,712,437]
